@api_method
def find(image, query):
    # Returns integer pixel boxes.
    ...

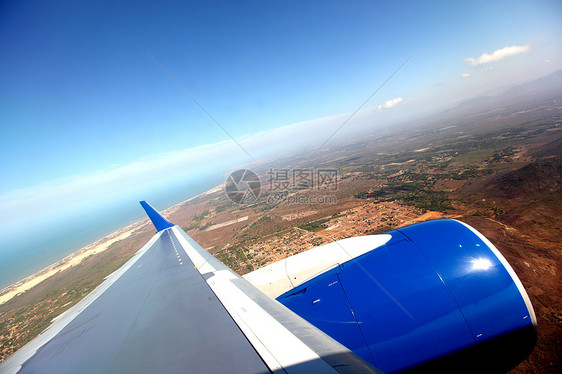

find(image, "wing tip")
[140,201,174,232]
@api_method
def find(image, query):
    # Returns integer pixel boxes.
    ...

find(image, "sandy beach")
[0,222,144,305]
[0,184,224,306]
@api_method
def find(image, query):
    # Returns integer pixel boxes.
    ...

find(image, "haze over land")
[1,74,560,370]
[0,3,561,370]
[1,68,560,289]
[1,1,561,286]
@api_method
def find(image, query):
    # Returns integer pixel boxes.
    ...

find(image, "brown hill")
[532,134,562,158]
[465,156,562,373]
[485,156,561,202]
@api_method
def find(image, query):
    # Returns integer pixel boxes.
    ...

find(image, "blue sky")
[0,0,561,283]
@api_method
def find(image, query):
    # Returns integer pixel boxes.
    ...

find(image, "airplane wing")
[0,202,380,374]
[0,201,537,373]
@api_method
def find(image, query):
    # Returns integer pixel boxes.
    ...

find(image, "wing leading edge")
[0,203,379,374]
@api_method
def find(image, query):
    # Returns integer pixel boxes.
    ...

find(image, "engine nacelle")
[275,219,536,373]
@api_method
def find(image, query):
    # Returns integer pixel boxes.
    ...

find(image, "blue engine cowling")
[277,219,536,373]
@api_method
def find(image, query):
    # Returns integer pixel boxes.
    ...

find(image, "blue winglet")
[140,201,174,232]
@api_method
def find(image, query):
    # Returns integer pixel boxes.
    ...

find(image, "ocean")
[0,173,226,290]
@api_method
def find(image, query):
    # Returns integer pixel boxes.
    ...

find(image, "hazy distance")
[1,0,561,288]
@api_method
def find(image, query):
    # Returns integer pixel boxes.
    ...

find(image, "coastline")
[0,221,144,305]
[0,183,224,305]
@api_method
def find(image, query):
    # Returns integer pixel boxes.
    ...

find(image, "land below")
[1,75,561,372]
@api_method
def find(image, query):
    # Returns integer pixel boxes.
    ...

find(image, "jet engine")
[247,219,536,373]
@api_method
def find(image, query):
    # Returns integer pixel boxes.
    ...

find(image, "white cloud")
[377,97,404,111]
[0,111,362,229]
[545,59,551,63]
[0,139,244,227]
[0,100,411,235]
[460,72,472,78]
[464,44,530,66]
[0,109,369,228]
